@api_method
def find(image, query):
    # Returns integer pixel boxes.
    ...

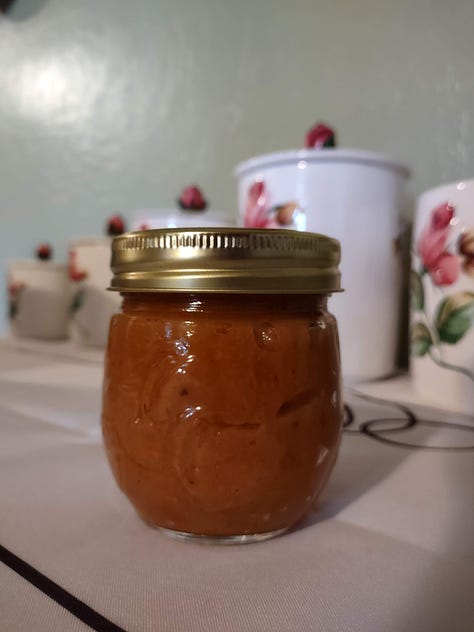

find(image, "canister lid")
[109,227,341,294]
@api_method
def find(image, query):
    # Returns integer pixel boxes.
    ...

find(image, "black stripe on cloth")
[0,544,127,632]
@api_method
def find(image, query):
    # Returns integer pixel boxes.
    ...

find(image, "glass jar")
[102,228,343,543]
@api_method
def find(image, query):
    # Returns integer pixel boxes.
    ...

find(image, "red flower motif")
[106,215,126,236]
[429,252,461,286]
[417,202,459,286]
[244,181,299,229]
[178,186,207,211]
[68,250,87,283]
[36,243,52,261]
[139,223,150,231]
[418,202,453,267]
[305,123,336,149]
[244,181,271,228]
[8,281,25,320]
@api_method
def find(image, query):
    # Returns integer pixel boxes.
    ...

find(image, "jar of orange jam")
[102,228,343,543]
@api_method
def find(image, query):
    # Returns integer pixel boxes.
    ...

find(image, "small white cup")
[7,260,72,340]
[411,179,474,414]
[69,238,120,348]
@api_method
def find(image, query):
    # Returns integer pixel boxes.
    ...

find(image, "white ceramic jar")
[68,238,120,348]
[235,149,409,382]
[411,179,474,414]
[7,260,72,340]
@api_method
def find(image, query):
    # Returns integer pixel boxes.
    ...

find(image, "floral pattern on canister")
[68,250,88,283]
[411,201,474,381]
[8,281,25,320]
[68,249,88,315]
[244,180,300,229]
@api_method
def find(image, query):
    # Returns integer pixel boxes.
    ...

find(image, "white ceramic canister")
[68,238,120,348]
[235,149,410,382]
[7,260,72,340]
[410,179,474,414]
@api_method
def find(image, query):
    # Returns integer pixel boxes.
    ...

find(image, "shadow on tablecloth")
[300,389,474,531]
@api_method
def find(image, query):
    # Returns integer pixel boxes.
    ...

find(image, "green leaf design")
[71,289,85,313]
[410,322,433,356]
[435,292,474,344]
[410,270,424,310]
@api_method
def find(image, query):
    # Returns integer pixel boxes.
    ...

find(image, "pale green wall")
[1,0,474,328]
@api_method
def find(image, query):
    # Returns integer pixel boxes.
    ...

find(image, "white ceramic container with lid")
[235,148,410,381]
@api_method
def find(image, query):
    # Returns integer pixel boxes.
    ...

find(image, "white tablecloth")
[0,340,473,632]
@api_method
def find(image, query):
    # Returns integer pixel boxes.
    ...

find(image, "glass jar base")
[151,524,289,544]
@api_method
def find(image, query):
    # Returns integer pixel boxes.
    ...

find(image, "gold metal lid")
[109,228,341,294]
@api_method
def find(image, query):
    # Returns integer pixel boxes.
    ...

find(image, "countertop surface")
[0,338,473,632]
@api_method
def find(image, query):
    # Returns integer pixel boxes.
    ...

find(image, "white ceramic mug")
[7,260,72,340]
[69,238,120,348]
[235,149,409,382]
[411,179,474,414]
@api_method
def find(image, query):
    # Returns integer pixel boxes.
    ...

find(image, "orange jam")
[102,227,342,542]
[102,292,342,540]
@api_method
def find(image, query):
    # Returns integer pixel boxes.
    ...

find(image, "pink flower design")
[245,181,270,228]
[429,252,460,286]
[417,202,460,286]
[68,250,87,283]
[244,180,288,228]
[244,181,300,229]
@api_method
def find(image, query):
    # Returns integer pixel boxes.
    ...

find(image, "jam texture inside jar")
[102,228,343,542]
